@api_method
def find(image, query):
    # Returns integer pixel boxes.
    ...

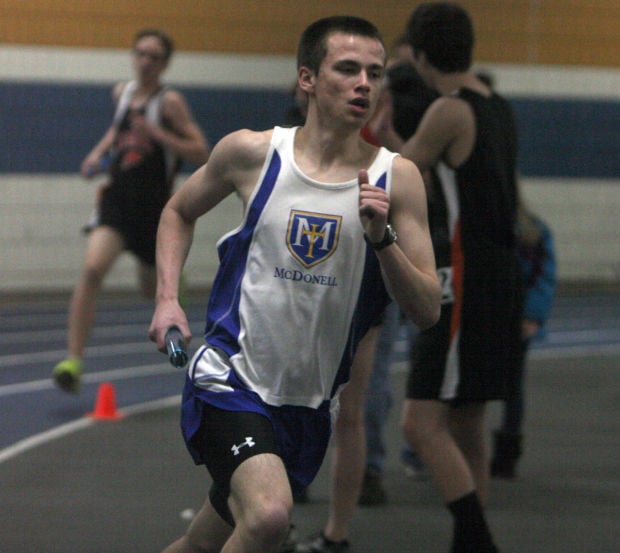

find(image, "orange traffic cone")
[88,382,123,420]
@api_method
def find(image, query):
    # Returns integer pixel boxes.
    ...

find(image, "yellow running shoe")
[52,358,83,393]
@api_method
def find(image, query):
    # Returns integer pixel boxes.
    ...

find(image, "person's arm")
[148,129,269,350]
[359,156,441,329]
[80,127,116,177]
[401,95,474,173]
[149,90,210,165]
[79,82,125,177]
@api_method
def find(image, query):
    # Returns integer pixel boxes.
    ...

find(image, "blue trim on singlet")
[203,149,282,356]
[181,373,333,479]
[330,171,391,396]
[375,172,387,191]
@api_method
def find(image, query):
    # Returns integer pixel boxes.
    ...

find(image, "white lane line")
[528,343,620,359]
[541,328,620,344]
[0,362,180,397]
[0,322,201,367]
[0,308,153,329]
[0,395,181,465]
[0,323,152,345]
[0,342,157,368]
[0,418,95,464]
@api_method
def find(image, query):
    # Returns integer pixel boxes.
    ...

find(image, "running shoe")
[52,358,83,393]
[401,447,427,480]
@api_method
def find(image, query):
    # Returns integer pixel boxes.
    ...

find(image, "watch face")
[365,225,397,250]
[383,224,397,245]
[371,224,396,250]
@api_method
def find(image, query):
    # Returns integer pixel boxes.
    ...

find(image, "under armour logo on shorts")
[231,437,256,456]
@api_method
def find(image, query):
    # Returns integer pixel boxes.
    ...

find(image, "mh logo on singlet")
[286,210,342,268]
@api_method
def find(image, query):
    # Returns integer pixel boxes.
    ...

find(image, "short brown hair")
[297,16,384,73]
[134,28,174,61]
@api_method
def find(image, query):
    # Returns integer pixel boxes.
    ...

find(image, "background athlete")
[53,28,210,392]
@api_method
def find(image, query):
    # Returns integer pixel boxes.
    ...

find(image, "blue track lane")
[1,289,619,452]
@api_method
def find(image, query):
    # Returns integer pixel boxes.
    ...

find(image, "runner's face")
[312,32,385,126]
[132,35,168,83]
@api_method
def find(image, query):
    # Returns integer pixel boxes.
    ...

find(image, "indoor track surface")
[1,287,619,552]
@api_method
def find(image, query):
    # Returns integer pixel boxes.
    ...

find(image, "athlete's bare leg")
[66,226,125,359]
[162,453,293,553]
[401,398,476,502]
[161,498,232,553]
[449,402,489,505]
[323,326,380,542]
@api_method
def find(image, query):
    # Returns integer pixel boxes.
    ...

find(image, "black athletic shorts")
[193,404,278,526]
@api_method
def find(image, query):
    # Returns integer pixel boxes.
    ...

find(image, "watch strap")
[365,224,397,250]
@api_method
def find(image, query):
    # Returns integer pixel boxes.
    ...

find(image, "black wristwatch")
[365,224,397,250]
